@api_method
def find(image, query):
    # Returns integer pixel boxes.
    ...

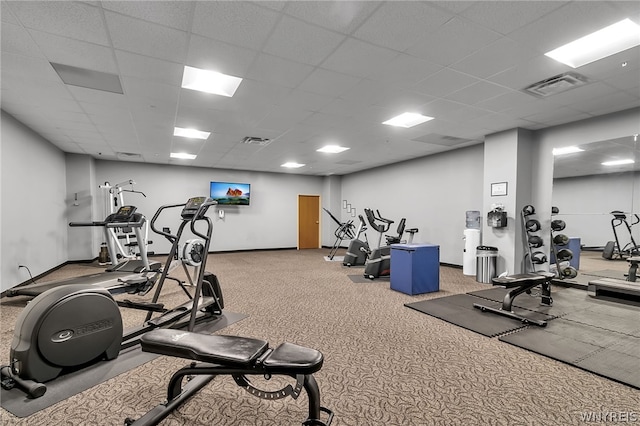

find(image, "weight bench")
[124,329,333,426]
[473,272,554,327]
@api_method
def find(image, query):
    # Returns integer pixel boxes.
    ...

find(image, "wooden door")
[298,195,320,249]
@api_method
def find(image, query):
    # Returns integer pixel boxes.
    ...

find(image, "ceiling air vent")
[523,72,589,98]
[116,152,142,161]
[242,136,271,146]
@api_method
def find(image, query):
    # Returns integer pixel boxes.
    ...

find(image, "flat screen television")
[209,181,251,206]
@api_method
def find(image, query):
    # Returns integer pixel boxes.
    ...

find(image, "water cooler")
[463,211,481,276]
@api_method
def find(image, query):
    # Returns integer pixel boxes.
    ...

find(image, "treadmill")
[5,205,161,298]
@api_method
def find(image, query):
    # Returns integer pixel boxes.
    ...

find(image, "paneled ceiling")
[1,1,639,176]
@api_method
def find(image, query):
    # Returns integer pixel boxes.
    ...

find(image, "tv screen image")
[210,182,251,205]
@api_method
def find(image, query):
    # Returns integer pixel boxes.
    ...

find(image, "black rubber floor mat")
[500,319,640,389]
[405,294,530,337]
[1,311,248,418]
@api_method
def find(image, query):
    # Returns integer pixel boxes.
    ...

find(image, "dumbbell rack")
[550,208,577,279]
[521,205,547,273]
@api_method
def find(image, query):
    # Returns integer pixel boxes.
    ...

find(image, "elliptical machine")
[343,214,370,267]
[603,211,640,260]
[0,197,223,398]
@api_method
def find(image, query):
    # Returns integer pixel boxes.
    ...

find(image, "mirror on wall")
[551,134,639,286]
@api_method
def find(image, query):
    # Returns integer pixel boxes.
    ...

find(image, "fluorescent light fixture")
[601,159,635,166]
[174,127,210,140]
[382,112,434,128]
[545,19,640,68]
[552,146,584,155]
[317,145,350,154]
[170,152,197,160]
[181,65,243,97]
[281,162,305,168]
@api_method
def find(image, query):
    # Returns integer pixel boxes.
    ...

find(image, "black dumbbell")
[561,266,578,279]
[553,234,569,246]
[532,251,547,264]
[528,235,544,248]
[526,219,541,232]
[556,249,573,261]
[522,205,535,216]
[551,219,566,231]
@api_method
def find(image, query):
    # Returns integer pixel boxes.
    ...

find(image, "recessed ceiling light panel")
[317,145,350,153]
[170,152,197,160]
[382,112,434,128]
[552,146,584,155]
[601,159,634,166]
[281,162,305,168]
[174,127,210,140]
[181,65,242,97]
[545,19,640,68]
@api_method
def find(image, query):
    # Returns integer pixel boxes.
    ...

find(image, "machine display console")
[182,197,216,219]
[112,205,137,222]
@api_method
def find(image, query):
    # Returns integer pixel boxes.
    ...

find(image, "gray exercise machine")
[5,205,161,298]
[0,197,223,398]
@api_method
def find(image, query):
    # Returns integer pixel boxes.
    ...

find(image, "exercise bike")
[602,211,640,260]
[0,196,223,398]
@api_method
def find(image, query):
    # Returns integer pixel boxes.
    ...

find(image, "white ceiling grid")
[0,1,638,176]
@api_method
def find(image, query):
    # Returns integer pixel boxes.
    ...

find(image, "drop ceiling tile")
[321,38,398,79]
[571,91,640,116]
[487,54,571,91]
[1,23,44,58]
[7,1,109,45]
[406,17,501,66]
[1,2,20,24]
[604,70,640,92]
[412,68,480,98]
[545,82,620,107]
[105,11,189,63]
[1,52,61,82]
[367,54,443,88]
[30,30,119,73]
[192,1,280,50]
[353,2,452,51]
[319,98,367,117]
[120,76,180,105]
[298,68,361,97]
[284,1,379,34]
[508,2,627,53]
[523,105,591,124]
[430,1,478,14]
[115,50,184,86]
[460,1,567,35]
[245,53,315,88]
[373,90,435,112]
[339,79,398,105]
[257,106,314,131]
[186,34,257,78]
[449,37,541,79]
[263,15,346,66]
[475,90,539,113]
[278,89,334,112]
[445,81,512,105]
[101,1,194,31]
[67,85,129,108]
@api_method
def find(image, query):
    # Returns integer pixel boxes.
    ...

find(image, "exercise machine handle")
[150,202,186,242]
[69,221,107,227]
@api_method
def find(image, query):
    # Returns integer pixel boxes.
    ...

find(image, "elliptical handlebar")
[150,202,186,242]
[190,199,217,241]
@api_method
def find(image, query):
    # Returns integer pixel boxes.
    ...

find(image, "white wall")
[1,111,68,292]
[341,145,484,265]
[85,160,325,256]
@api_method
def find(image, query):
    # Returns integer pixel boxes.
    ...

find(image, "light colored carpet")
[1,250,638,425]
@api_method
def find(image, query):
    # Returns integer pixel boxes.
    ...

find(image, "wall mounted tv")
[209,181,251,206]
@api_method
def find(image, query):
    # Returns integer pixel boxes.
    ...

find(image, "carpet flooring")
[1,249,639,425]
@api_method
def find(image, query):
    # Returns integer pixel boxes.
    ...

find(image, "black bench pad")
[140,329,268,366]
[140,330,324,375]
[492,272,553,288]
[263,342,324,375]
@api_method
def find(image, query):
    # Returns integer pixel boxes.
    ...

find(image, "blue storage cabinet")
[390,244,440,295]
